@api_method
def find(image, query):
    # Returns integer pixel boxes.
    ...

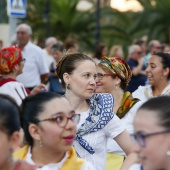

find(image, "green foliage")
[24,0,96,51]
[134,0,170,43]
[21,0,170,53]
[0,0,8,23]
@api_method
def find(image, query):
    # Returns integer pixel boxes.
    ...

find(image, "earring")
[115,85,118,90]
[38,138,43,147]
[66,84,70,90]
[167,151,170,156]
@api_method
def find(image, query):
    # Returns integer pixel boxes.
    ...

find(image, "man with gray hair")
[43,37,57,68]
[126,44,147,92]
[16,23,49,90]
[143,40,162,66]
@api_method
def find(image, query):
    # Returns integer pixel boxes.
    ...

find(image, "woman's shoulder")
[132,85,151,100]
[133,85,149,93]
[162,83,170,95]
[0,79,24,89]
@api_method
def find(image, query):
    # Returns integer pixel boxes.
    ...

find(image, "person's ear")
[28,123,41,141]
[163,67,170,78]
[9,131,20,151]
[12,65,19,72]
[63,72,71,85]
[115,76,121,86]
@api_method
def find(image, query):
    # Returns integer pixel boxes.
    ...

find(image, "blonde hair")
[109,45,124,58]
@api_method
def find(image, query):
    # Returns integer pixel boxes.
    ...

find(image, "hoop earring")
[66,84,70,90]
[38,138,43,147]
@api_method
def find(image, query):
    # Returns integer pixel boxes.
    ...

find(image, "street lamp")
[95,0,100,48]
[43,0,50,38]
[76,0,99,49]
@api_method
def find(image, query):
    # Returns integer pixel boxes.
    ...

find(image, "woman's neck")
[65,92,89,113]
[110,88,124,113]
[152,81,169,96]
[31,145,65,165]
[0,159,13,170]
[2,73,17,80]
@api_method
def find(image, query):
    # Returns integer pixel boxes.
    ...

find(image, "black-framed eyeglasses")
[131,129,170,147]
[154,46,162,50]
[19,58,26,63]
[97,73,115,79]
[36,114,80,127]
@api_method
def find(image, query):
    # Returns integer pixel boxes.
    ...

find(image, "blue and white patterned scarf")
[76,93,114,154]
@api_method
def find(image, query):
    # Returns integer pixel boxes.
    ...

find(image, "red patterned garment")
[0,46,22,75]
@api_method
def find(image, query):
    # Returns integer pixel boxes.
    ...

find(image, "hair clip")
[63,49,70,56]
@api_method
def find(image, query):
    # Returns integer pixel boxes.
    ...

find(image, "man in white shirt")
[16,24,49,90]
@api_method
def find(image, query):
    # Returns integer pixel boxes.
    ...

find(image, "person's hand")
[30,84,48,95]
[137,58,144,66]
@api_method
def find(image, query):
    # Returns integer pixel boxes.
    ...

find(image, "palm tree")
[26,0,96,51]
[133,0,170,43]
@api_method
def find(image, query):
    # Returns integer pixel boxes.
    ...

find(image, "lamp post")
[95,0,100,48]
[43,0,50,38]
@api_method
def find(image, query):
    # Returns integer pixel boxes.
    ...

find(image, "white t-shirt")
[73,109,125,170]
[17,41,49,87]
[0,81,28,106]
[132,84,170,102]
[42,49,55,69]
[25,147,95,170]
[107,101,144,155]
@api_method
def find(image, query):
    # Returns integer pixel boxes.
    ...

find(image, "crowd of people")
[1,22,170,170]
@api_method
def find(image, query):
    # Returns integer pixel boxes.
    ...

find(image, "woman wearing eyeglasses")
[13,92,95,170]
[130,96,170,170]
[95,56,143,170]
[0,46,47,106]
[56,53,138,170]
[0,94,37,170]
[132,52,170,102]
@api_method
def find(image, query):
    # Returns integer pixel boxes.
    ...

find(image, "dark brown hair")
[56,53,94,88]
[152,52,170,79]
